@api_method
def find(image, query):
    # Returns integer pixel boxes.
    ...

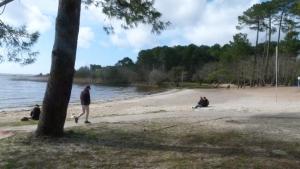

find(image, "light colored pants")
[79,105,89,121]
[82,105,89,114]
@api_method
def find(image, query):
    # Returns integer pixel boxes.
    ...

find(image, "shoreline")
[0,86,297,113]
[1,87,300,142]
[0,89,169,113]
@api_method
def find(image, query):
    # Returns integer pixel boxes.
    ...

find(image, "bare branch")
[0,0,14,8]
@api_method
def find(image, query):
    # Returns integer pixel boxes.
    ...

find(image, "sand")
[1,87,300,140]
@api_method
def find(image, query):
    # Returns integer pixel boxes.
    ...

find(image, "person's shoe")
[74,117,78,123]
[84,121,91,124]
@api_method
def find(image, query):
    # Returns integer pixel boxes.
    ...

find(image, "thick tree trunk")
[36,0,81,137]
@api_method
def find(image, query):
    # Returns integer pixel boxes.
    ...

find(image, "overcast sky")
[0,0,261,74]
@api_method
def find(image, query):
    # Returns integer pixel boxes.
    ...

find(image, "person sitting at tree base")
[21,104,41,121]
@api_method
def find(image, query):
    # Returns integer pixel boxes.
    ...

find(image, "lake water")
[0,74,147,111]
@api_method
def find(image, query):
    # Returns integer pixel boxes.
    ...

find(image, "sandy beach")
[1,87,300,141]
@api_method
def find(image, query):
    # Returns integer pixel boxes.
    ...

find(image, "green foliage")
[194,63,218,83]
[148,69,167,85]
[75,64,139,85]
[0,21,39,64]
[83,0,170,34]
[1,0,168,65]
[220,33,253,62]
[75,66,91,78]
[294,2,300,15]
[137,45,217,77]
[168,66,185,84]
[115,57,134,68]
[77,0,300,87]
[237,3,265,32]
[90,64,102,71]
[99,66,139,85]
[280,31,300,56]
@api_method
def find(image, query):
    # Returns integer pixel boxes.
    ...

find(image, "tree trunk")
[272,10,286,85]
[277,10,285,47]
[36,0,81,137]
[252,20,260,87]
[264,16,272,84]
[260,30,268,86]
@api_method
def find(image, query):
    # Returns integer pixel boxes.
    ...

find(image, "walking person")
[75,85,91,124]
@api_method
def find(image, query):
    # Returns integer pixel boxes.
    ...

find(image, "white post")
[275,46,278,103]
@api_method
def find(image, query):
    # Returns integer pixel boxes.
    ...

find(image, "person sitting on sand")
[31,104,41,120]
[21,104,41,121]
[193,97,204,109]
[202,97,209,107]
[74,85,91,124]
[193,97,209,109]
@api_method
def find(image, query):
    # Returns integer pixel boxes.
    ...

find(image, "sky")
[0,0,261,74]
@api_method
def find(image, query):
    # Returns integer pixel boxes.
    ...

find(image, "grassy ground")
[0,121,300,169]
[0,120,38,128]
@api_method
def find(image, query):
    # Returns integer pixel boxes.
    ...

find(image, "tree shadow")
[52,126,300,160]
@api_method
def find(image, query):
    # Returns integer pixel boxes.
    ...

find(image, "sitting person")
[193,97,204,109]
[202,97,209,107]
[193,97,209,109]
[21,104,41,121]
[31,104,41,120]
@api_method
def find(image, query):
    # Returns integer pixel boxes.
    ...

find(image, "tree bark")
[264,16,272,84]
[252,20,260,86]
[36,0,81,137]
[277,10,285,47]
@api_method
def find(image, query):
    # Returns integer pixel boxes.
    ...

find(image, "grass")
[0,121,300,169]
[0,120,38,127]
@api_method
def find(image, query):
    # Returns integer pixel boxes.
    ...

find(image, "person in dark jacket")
[193,97,204,109]
[202,97,209,107]
[75,85,91,124]
[21,104,41,121]
[30,104,41,120]
[193,96,209,109]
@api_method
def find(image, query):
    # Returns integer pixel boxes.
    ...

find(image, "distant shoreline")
[1,74,168,113]
[10,74,291,89]
[0,77,165,113]
[0,93,148,113]
[10,75,104,85]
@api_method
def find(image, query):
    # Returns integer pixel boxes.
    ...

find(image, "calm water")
[0,74,147,111]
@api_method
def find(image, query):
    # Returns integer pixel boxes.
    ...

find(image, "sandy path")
[1,87,300,140]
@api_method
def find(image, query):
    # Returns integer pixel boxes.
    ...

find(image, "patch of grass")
[2,159,17,169]
[0,122,300,168]
[0,120,38,127]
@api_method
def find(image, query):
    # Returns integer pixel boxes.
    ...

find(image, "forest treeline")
[75,0,300,87]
